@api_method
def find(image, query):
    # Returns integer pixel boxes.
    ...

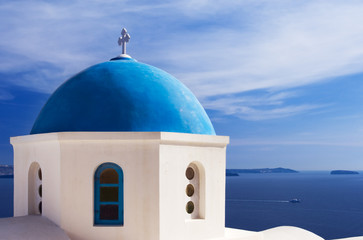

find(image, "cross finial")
[118,28,131,55]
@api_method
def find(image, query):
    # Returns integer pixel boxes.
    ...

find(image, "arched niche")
[185,161,205,219]
[28,162,42,215]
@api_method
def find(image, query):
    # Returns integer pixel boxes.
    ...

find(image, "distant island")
[0,165,13,178]
[226,171,239,176]
[226,168,298,176]
[330,170,359,175]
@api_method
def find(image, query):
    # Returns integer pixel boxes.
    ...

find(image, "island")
[226,171,239,176]
[226,167,298,176]
[0,165,13,178]
[331,170,359,175]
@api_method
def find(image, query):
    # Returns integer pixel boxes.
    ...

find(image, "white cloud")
[166,1,363,97]
[202,90,324,120]
[219,103,321,121]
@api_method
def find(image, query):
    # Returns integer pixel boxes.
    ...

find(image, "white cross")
[118,28,131,55]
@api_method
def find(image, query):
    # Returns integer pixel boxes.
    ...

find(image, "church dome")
[30,57,216,135]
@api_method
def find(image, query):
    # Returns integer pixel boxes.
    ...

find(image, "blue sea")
[226,171,363,240]
[1,172,363,239]
[0,178,13,218]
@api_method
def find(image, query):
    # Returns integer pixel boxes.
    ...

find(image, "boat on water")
[289,198,301,203]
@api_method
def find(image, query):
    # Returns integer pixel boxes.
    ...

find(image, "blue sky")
[1,0,363,170]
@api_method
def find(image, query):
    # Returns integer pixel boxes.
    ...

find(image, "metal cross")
[118,28,131,55]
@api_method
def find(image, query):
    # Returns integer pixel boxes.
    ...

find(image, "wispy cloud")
[1,0,363,120]
[167,1,363,95]
[202,90,324,120]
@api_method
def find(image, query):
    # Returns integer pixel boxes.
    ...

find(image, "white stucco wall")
[12,134,61,225]
[159,133,228,240]
[11,132,229,240]
[58,133,160,240]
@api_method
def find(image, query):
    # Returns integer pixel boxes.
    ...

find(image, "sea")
[0,178,13,218]
[1,172,363,239]
[226,171,363,240]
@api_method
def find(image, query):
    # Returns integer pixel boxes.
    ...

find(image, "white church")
[5,29,361,240]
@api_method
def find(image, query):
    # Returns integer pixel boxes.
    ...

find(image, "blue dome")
[31,58,215,135]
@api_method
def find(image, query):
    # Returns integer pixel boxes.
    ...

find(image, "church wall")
[57,132,160,240]
[12,132,228,240]
[159,133,228,240]
[11,134,62,225]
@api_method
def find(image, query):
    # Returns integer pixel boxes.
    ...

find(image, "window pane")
[100,187,118,202]
[186,184,194,197]
[186,201,194,214]
[100,168,118,184]
[38,168,42,180]
[100,205,119,220]
[38,201,42,214]
[38,184,42,197]
[186,167,194,180]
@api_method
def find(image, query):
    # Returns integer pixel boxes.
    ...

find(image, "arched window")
[94,163,123,225]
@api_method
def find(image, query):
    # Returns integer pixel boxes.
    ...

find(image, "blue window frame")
[94,163,123,225]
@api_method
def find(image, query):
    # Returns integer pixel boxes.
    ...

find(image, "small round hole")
[38,185,42,198]
[38,168,42,180]
[186,184,194,197]
[38,201,42,214]
[186,201,194,214]
[185,167,194,180]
